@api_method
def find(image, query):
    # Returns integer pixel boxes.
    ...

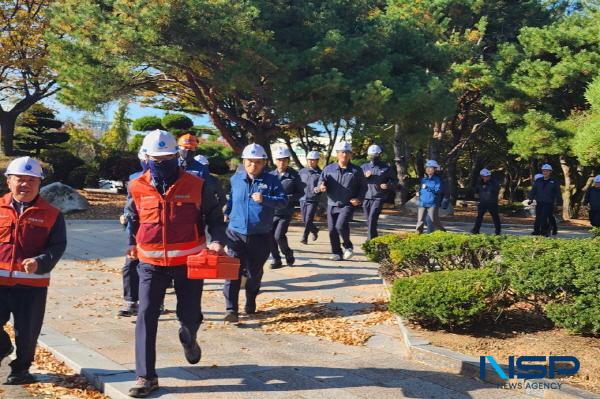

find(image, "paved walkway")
[36,218,586,399]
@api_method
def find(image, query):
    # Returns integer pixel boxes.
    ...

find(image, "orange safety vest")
[0,193,60,287]
[130,170,206,266]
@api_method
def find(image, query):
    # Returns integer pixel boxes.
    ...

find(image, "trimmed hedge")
[390,268,508,329]
[371,232,600,335]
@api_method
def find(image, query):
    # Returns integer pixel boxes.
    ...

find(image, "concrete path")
[35,219,576,398]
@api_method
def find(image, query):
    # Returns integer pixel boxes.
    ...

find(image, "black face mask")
[148,157,179,192]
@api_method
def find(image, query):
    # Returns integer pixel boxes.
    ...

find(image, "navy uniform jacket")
[318,162,367,207]
[180,158,209,179]
[474,179,500,204]
[361,160,398,200]
[224,170,287,235]
[584,186,600,210]
[528,178,563,205]
[299,167,322,203]
[269,168,303,218]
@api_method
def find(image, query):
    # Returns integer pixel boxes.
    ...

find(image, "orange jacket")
[0,194,60,287]
[129,170,206,266]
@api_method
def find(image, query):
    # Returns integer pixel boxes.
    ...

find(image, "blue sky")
[44,98,214,128]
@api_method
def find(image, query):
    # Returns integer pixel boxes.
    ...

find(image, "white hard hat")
[534,173,544,180]
[541,164,553,171]
[144,130,178,156]
[425,160,440,168]
[334,141,352,152]
[274,147,291,159]
[594,175,600,183]
[367,144,383,155]
[241,143,268,159]
[480,168,491,177]
[5,156,44,179]
[306,151,320,160]
[194,155,209,165]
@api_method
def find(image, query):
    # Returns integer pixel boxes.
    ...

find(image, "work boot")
[118,301,138,317]
[311,231,319,241]
[270,258,284,269]
[0,345,13,366]
[224,311,239,324]
[470,229,479,234]
[5,370,36,385]
[343,248,354,260]
[285,252,295,267]
[329,254,342,261]
[128,377,159,398]
[300,238,308,245]
[178,327,201,364]
[552,227,558,236]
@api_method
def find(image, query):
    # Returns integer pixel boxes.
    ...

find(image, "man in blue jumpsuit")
[270,148,303,269]
[361,144,398,241]
[415,160,448,234]
[318,141,366,261]
[584,175,600,227]
[471,168,501,235]
[299,151,322,244]
[223,144,287,323]
[528,164,562,236]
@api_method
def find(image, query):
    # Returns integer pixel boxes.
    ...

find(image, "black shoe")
[531,231,540,236]
[285,253,295,267]
[300,238,308,245]
[128,377,159,398]
[224,311,239,324]
[5,371,36,385]
[118,301,138,317]
[178,327,201,365]
[0,345,13,366]
[270,259,284,269]
[311,231,318,241]
[470,230,479,234]
[245,303,257,315]
[552,228,558,236]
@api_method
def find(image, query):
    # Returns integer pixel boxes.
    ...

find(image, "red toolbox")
[187,249,240,280]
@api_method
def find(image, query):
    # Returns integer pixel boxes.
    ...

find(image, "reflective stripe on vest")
[138,243,206,259]
[0,269,51,279]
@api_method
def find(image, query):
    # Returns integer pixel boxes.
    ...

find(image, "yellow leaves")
[466,29,482,43]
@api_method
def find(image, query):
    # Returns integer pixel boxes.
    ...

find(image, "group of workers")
[0,130,599,397]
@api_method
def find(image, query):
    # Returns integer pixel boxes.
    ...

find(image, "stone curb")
[37,326,179,399]
[380,279,600,399]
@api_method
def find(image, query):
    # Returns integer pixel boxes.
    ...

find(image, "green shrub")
[390,268,509,329]
[363,234,406,263]
[41,149,85,183]
[388,232,506,275]
[591,226,600,238]
[546,295,600,335]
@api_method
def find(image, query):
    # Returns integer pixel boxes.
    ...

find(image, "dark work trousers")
[363,198,383,241]
[591,208,600,227]
[533,202,555,235]
[300,201,319,241]
[327,205,354,256]
[472,202,502,234]
[123,257,139,303]
[271,216,293,261]
[415,207,435,233]
[135,263,204,379]
[0,285,47,373]
[223,229,271,314]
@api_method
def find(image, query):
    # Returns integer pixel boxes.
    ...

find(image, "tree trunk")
[446,157,458,204]
[559,155,572,220]
[0,114,17,156]
[415,150,425,180]
[283,136,304,169]
[393,124,410,205]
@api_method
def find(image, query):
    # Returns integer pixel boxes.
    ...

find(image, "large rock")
[40,182,89,213]
[402,196,454,216]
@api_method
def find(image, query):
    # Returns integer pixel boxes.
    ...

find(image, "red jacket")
[0,194,60,287]
[129,170,206,266]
